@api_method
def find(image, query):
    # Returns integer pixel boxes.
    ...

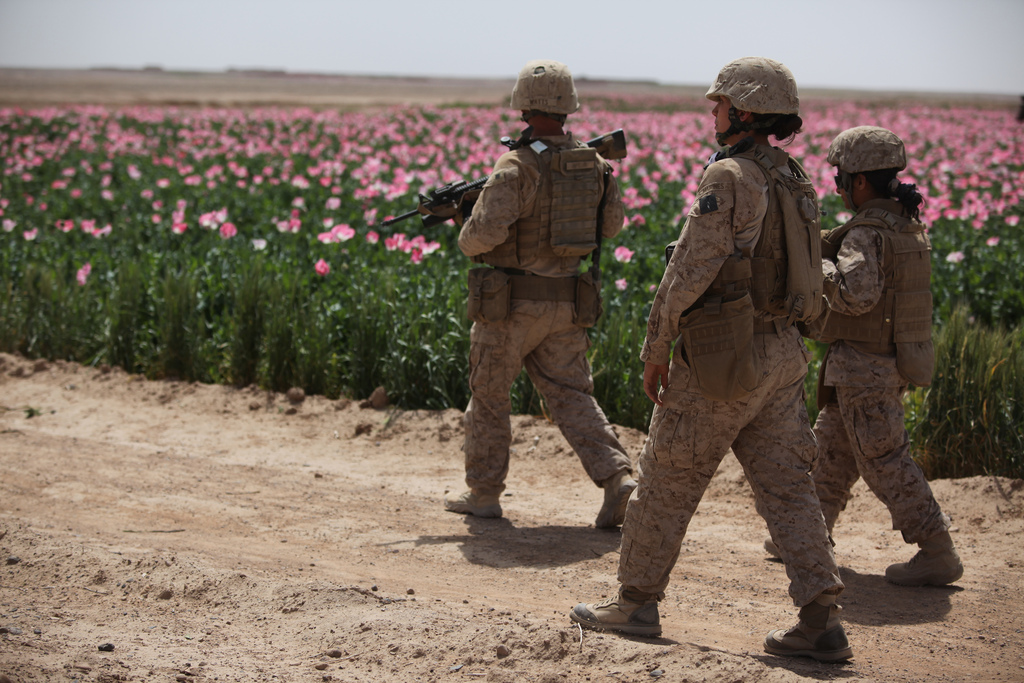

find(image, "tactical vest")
[818,204,931,348]
[477,142,604,271]
[818,201,934,385]
[693,145,823,325]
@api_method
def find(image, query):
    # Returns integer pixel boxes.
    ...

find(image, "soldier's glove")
[454,188,482,227]
[416,195,459,221]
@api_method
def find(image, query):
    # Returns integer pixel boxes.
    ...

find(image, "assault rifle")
[379,128,628,228]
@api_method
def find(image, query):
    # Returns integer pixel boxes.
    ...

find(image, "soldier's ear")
[735,109,755,123]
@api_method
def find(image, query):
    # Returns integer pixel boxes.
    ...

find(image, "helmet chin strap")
[716,107,780,147]
[716,107,749,146]
[837,170,859,211]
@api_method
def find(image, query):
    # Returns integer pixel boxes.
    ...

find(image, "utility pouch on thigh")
[574,271,603,328]
[466,268,511,324]
[678,293,761,401]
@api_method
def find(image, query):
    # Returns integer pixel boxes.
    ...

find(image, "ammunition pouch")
[467,267,603,328]
[574,270,604,328]
[466,268,511,324]
[678,292,762,402]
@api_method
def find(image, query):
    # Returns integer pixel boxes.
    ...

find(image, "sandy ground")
[1,352,1022,683]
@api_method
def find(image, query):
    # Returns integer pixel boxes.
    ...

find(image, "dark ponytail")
[863,168,924,220]
[750,113,803,143]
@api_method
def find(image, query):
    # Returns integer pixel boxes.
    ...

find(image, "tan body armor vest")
[477,142,604,272]
[819,201,934,385]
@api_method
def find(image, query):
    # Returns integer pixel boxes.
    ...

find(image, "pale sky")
[1,0,1022,95]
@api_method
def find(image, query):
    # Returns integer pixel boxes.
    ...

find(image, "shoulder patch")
[699,194,719,214]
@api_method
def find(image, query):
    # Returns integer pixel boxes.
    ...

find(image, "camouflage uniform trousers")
[812,384,948,544]
[462,298,631,495]
[619,327,843,607]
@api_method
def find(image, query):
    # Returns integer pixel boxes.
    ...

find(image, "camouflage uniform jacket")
[640,146,777,365]
[822,199,908,388]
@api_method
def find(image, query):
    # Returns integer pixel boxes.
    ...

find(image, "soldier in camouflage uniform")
[444,59,636,529]
[766,126,962,587]
[570,57,852,662]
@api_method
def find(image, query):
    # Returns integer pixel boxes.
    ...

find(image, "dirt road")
[1,353,1022,682]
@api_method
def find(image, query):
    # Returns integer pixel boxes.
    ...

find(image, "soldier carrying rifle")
[441,59,637,529]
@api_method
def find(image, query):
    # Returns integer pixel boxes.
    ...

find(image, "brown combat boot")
[885,530,963,586]
[570,586,661,636]
[764,593,853,662]
[444,489,501,518]
[595,470,637,529]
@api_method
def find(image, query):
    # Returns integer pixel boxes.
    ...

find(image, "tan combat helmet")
[510,59,579,116]
[706,56,800,115]
[827,126,907,173]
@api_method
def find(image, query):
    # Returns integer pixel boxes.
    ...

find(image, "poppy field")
[1,98,1021,475]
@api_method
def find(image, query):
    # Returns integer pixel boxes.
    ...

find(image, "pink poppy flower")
[615,278,628,291]
[986,236,1000,247]
[92,224,112,238]
[945,251,965,264]
[219,222,237,239]
[314,258,331,276]
[325,197,341,210]
[76,262,91,286]
[613,246,635,263]
[252,238,267,251]
[365,230,379,244]
[23,228,38,241]
[171,223,188,235]
[332,224,355,242]
[2,219,14,232]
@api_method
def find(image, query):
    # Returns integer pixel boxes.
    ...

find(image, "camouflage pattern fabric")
[812,386,948,543]
[814,212,949,543]
[619,326,843,607]
[827,126,907,174]
[458,133,624,277]
[457,132,630,495]
[620,148,843,608]
[462,300,632,494]
[640,154,770,365]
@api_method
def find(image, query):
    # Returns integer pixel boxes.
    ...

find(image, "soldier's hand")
[643,362,670,406]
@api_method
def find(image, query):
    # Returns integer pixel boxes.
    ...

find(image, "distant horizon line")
[0,65,1019,101]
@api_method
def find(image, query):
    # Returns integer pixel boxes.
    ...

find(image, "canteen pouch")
[574,271,603,328]
[678,292,761,401]
[466,268,511,324]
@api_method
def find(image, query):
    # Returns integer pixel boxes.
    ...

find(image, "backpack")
[744,148,826,326]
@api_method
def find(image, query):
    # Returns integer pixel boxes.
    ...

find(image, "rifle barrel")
[379,208,420,227]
